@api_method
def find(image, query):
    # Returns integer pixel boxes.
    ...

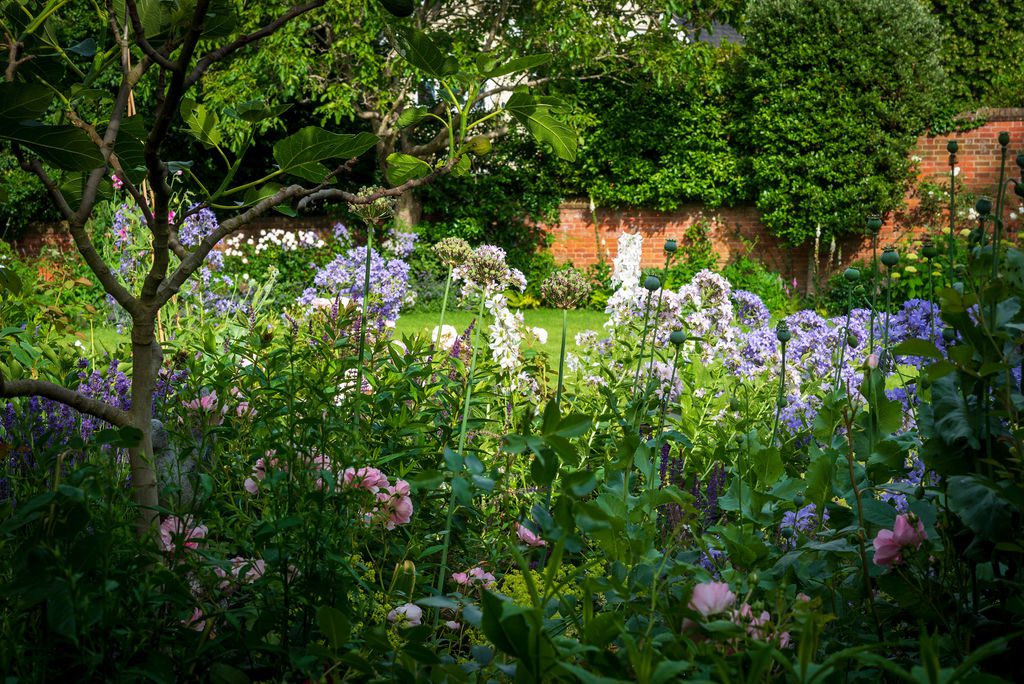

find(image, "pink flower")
[231,556,266,583]
[168,210,176,224]
[184,606,206,632]
[445,620,461,630]
[387,603,422,627]
[377,482,414,529]
[866,354,879,369]
[111,174,123,190]
[872,529,903,566]
[453,565,494,590]
[778,631,792,648]
[873,513,927,567]
[891,513,927,549]
[688,581,736,618]
[243,477,259,495]
[516,523,546,548]
[452,572,470,586]
[342,466,389,492]
[796,593,811,603]
[159,515,207,554]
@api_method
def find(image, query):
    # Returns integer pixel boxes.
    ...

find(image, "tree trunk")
[129,318,162,537]
[395,189,422,228]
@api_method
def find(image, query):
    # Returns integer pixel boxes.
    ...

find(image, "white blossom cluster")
[610,232,643,290]
[485,293,525,372]
[222,229,325,258]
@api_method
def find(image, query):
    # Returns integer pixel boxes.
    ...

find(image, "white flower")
[611,232,643,289]
[310,297,333,310]
[431,324,459,350]
[531,327,548,344]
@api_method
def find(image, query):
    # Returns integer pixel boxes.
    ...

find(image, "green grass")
[395,307,609,357]
[70,307,611,362]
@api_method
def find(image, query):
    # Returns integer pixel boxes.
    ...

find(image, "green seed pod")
[793,493,805,507]
[921,241,938,260]
[844,267,861,282]
[643,275,661,291]
[866,215,883,233]
[775,321,792,344]
[847,333,857,348]
[881,247,899,268]
[976,196,993,216]
[664,239,678,254]
[781,528,795,539]
[947,140,958,154]
[999,131,1010,147]
[467,136,492,157]
[670,329,687,346]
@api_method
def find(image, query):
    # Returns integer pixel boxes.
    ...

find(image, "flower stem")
[436,265,453,348]
[556,308,568,408]
[434,295,487,621]
[633,290,653,402]
[354,223,374,432]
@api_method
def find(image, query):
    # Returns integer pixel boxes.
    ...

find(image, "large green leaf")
[230,100,291,123]
[0,82,53,119]
[385,152,432,186]
[179,98,222,150]
[389,27,458,79]
[396,105,430,129]
[947,475,1015,542]
[273,127,378,181]
[504,92,577,161]
[485,53,552,79]
[0,121,103,171]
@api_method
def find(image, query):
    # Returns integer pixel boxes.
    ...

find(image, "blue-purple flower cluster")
[298,246,414,324]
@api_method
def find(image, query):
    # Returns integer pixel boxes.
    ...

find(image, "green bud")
[467,135,492,157]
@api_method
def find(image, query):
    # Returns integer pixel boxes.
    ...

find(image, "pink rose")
[378,484,414,529]
[891,513,926,549]
[872,529,903,566]
[872,513,927,567]
[387,603,422,627]
[688,581,736,618]
[516,523,546,548]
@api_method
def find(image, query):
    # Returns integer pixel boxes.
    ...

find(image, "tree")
[737,0,945,246]
[199,0,712,225]
[0,0,571,537]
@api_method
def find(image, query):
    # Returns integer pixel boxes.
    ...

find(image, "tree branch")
[3,31,33,81]
[123,0,179,71]
[0,377,131,428]
[299,154,464,212]
[155,183,315,307]
[183,1,326,89]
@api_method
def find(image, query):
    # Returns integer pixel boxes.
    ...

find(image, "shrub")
[738,0,945,246]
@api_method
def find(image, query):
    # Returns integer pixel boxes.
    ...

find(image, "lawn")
[394,307,610,357]
[73,307,612,362]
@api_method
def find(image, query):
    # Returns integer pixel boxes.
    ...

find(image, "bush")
[721,252,792,314]
[737,0,945,246]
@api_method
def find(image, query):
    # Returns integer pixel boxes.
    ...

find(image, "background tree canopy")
[2,0,1017,248]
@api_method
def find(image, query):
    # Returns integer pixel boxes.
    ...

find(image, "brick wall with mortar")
[548,110,1024,290]
[12,110,1024,292]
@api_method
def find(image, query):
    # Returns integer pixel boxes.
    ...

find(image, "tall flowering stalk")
[348,189,396,430]
[835,268,860,389]
[866,216,882,354]
[771,320,791,446]
[947,140,958,283]
[435,245,523,607]
[433,237,471,349]
[880,247,899,355]
[541,268,591,407]
[633,275,661,400]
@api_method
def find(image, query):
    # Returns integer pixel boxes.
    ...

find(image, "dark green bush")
[737,0,945,247]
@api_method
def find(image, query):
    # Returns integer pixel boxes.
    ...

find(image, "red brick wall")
[548,109,1024,290]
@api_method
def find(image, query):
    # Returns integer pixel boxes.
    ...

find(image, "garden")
[1,1,1024,682]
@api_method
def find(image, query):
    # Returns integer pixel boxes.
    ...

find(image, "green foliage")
[738,0,946,246]
[722,250,792,313]
[0,148,59,239]
[926,0,1024,110]
[659,220,720,288]
[541,46,747,211]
